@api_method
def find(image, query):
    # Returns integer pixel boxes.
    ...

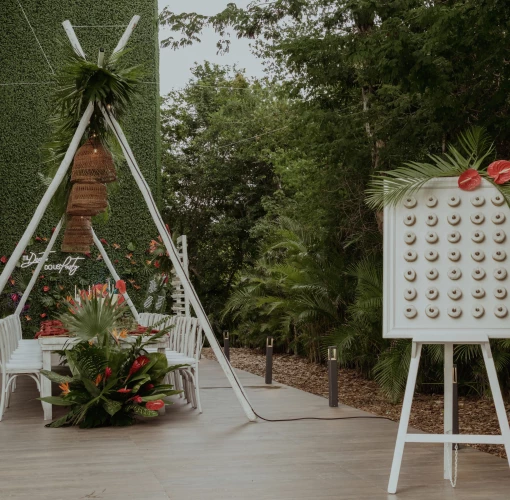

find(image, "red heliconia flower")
[105,367,112,379]
[128,355,150,377]
[0,256,7,264]
[116,279,127,295]
[146,400,165,411]
[129,395,143,404]
[117,387,132,393]
[43,286,50,292]
[458,169,481,191]
[488,160,510,185]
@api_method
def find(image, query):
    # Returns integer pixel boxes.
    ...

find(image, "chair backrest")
[0,315,21,374]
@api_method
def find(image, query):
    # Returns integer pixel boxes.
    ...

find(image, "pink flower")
[129,395,143,404]
[43,286,50,292]
[105,367,112,379]
[0,256,6,264]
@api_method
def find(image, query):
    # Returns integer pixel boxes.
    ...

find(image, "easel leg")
[444,343,453,479]
[481,342,510,466]
[388,342,422,494]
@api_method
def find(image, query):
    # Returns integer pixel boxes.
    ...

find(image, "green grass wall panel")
[0,1,161,334]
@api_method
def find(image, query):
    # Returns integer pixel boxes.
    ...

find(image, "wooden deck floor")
[1,359,509,499]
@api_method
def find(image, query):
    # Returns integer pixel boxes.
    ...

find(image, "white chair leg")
[193,367,202,413]
[12,378,16,393]
[0,374,11,419]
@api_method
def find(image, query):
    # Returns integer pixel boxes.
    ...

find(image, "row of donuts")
[404,304,507,319]
[403,212,506,226]
[404,286,507,300]
[403,194,505,208]
[404,267,507,281]
[403,249,506,262]
[404,230,506,244]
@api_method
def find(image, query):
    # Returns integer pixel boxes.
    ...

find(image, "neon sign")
[21,252,84,276]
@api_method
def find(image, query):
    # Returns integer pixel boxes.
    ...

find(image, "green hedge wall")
[0,1,161,335]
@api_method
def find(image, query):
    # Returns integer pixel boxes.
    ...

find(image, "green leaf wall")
[0,1,161,335]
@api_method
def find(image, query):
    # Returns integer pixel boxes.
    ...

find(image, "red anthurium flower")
[488,160,510,185]
[105,367,112,379]
[144,383,155,392]
[0,256,7,264]
[43,286,50,292]
[117,295,125,305]
[458,169,481,191]
[129,395,143,404]
[116,280,127,295]
[117,387,132,393]
[146,400,165,411]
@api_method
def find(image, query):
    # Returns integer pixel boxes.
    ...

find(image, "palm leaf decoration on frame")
[43,43,145,217]
[365,127,510,210]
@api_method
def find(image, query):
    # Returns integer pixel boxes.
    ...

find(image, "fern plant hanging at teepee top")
[366,128,510,210]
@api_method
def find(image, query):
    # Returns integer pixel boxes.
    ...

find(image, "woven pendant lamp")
[61,216,93,254]
[71,138,117,184]
[66,183,108,217]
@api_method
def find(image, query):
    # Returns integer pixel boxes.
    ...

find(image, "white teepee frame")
[0,16,256,422]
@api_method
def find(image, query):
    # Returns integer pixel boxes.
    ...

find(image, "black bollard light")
[223,331,230,362]
[452,364,459,447]
[328,346,338,407]
[265,337,273,384]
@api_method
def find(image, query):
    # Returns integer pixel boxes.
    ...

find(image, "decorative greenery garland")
[366,128,510,209]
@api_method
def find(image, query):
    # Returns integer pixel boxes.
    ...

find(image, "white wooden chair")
[0,315,43,421]
[138,313,204,412]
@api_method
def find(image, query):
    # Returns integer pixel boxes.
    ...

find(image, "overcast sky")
[158,0,264,95]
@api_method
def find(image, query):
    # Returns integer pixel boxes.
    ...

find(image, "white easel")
[388,336,510,494]
[383,178,510,493]
[0,15,256,422]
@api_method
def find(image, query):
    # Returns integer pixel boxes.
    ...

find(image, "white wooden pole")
[101,106,256,421]
[112,16,140,56]
[15,218,64,316]
[62,21,86,58]
[91,230,140,322]
[388,342,422,494]
[0,102,94,297]
[178,235,190,317]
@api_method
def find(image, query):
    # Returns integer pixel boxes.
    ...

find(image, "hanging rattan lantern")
[66,183,108,216]
[71,138,117,184]
[61,216,93,254]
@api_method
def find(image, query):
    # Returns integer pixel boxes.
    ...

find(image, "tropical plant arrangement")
[40,281,183,428]
[366,128,510,210]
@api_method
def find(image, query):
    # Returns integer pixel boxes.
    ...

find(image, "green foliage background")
[0,1,161,335]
